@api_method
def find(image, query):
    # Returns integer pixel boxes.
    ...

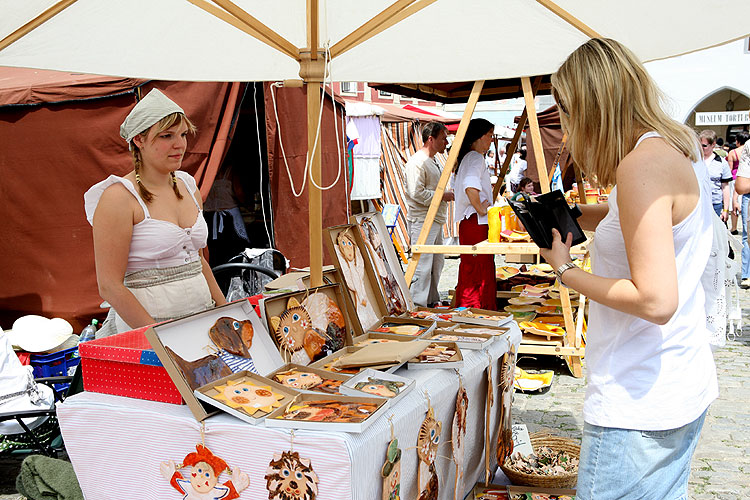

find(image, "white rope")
[253,83,274,246]
[270,81,306,197]
[270,41,344,197]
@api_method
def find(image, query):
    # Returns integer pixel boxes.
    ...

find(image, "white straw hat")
[9,315,74,353]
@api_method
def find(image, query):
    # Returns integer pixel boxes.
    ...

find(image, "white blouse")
[84,171,208,273]
[454,150,493,225]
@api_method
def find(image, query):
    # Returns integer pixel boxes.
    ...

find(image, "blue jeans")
[742,194,750,279]
[576,409,707,500]
[713,202,723,217]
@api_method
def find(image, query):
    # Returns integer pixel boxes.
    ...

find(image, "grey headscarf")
[119,89,184,149]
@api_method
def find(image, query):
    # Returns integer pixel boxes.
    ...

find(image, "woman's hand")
[539,228,573,270]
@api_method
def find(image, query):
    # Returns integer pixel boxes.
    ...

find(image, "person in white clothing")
[506,148,527,192]
[542,39,717,500]
[85,89,226,337]
[404,122,454,307]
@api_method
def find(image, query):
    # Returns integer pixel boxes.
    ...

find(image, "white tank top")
[584,132,718,430]
[84,170,208,273]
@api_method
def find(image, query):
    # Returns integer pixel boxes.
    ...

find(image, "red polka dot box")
[78,326,183,404]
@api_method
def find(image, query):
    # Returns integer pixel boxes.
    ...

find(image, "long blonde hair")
[551,38,698,188]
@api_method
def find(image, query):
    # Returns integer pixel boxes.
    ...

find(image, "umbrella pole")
[300,52,326,287]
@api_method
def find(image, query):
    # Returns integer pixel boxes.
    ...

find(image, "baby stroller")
[211,248,287,301]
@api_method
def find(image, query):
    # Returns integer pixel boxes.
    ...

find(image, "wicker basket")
[500,432,580,488]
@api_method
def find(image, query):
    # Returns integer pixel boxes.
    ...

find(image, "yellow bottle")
[488,206,502,243]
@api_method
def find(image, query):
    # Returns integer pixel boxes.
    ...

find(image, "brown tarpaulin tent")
[515,104,575,190]
[0,68,347,330]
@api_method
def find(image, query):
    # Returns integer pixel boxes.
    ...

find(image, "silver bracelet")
[555,261,577,286]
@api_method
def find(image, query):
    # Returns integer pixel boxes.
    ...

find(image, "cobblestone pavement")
[1,258,747,499]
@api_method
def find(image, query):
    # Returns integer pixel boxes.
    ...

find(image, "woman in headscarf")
[84,89,226,337]
[453,118,496,309]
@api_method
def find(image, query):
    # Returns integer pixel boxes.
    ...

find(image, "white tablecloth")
[58,324,520,500]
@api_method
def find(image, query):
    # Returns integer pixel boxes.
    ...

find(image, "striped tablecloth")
[58,324,520,500]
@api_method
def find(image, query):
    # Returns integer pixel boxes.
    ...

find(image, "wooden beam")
[0,0,77,52]
[188,0,299,60]
[331,0,435,58]
[535,0,601,38]
[493,110,526,200]
[404,80,485,284]
[307,0,318,59]
[518,345,585,356]
[492,76,542,200]
[522,76,550,193]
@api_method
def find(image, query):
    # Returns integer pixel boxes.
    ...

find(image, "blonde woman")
[542,39,717,500]
[85,89,226,337]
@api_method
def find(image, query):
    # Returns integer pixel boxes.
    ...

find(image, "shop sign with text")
[695,111,750,126]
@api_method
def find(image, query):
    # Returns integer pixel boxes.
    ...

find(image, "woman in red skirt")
[453,118,496,309]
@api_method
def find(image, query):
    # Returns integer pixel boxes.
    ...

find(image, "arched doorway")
[687,86,750,143]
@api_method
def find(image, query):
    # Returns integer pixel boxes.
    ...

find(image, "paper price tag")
[511,423,534,457]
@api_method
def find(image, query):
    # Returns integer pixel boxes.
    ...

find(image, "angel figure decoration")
[334,229,380,328]
[359,218,407,315]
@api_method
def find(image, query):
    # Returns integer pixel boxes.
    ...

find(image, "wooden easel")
[403,76,585,377]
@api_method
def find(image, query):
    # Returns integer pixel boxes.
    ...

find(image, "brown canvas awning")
[370,75,552,104]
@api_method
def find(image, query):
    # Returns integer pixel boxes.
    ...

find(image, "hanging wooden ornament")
[160,443,249,500]
[451,379,469,500]
[496,342,518,467]
[484,354,494,485]
[381,436,402,500]
[265,450,319,500]
[417,401,441,500]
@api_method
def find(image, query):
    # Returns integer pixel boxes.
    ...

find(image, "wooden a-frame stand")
[403,77,586,377]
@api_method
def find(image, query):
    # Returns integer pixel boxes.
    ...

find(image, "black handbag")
[508,190,586,249]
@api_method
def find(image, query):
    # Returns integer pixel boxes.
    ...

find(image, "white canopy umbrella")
[3,0,749,283]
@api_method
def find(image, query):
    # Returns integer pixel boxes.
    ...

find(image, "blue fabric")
[713,202,723,217]
[576,409,707,500]
[742,194,750,279]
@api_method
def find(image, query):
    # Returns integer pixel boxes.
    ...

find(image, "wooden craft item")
[334,227,381,328]
[165,345,231,392]
[414,343,459,363]
[208,317,253,357]
[371,323,425,336]
[496,344,517,467]
[332,341,428,369]
[265,450,319,500]
[431,333,487,344]
[417,405,442,498]
[272,369,343,395]
[452,382,469,500]
[353,377,405,398]
[485,361,494,486]
[381,438,402,500]
[210,378,284,416]
[160,444,249,499]
[270,294,347,365]
[355,338,401,347]
[359,217,407,316]
[276,399,380,423]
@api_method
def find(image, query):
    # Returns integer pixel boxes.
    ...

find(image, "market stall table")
[58,325,520,500]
